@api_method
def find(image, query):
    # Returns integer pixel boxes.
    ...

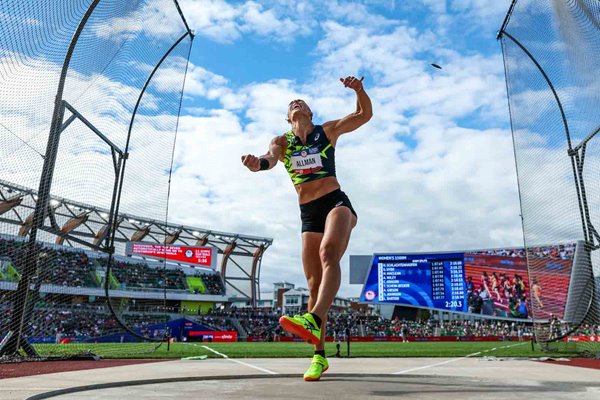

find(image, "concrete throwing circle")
[26,374,599,400]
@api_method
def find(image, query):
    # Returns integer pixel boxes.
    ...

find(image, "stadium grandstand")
[0,178,272,304]
[0,177,272,356]
[0,0,277,360]
[189,305,599,343]
[0,235,226,295]
[0,139,595,357]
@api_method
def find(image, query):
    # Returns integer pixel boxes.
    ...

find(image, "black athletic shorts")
[300,189,357,233]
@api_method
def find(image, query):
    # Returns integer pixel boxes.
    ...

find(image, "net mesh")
[500,0,600,353]
[0,0,193,360]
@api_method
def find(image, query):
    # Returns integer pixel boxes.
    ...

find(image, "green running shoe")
[304,354,329,381]
[279,313,321,344]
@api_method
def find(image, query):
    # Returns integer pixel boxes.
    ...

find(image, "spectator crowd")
[3,300,600,343]
[470,243,575,260]
[0,302,167,339]
[196,272,225,295]
[465,271,530,319]
[0,236,224,294]
[200,308,544,341]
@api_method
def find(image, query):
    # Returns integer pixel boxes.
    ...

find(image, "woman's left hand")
[339,76,364,92]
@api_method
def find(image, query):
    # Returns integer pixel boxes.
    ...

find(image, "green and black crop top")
[282,125,336,185]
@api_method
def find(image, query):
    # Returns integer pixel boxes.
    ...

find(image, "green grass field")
[33,341,576,359]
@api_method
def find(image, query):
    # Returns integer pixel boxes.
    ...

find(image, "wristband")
[259,158,270,171]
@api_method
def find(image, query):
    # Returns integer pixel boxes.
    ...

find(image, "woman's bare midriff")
[295,176,341,205]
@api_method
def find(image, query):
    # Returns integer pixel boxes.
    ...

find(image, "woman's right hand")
[241,154,261,172]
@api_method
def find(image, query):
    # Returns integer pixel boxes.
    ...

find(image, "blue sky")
[0,0,522,299]
[167,0,521,297]
[183,0,511,133]
[1,0,595,306]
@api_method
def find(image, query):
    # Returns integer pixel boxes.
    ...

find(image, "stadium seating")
[0,237,581,342]
[185,273,225,295]
[197,272,225,295]
[215,308,549,340]
[0,236,224,294]
[95,258,187,291]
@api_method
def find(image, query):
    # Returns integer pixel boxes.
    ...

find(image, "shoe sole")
[304,366,328,382]
[279,316,320,344]
[304,375,320,381]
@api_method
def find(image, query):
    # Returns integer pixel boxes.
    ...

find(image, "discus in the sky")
[431,63,442,69]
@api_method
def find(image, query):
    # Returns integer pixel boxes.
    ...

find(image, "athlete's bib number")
[291,148,323,174]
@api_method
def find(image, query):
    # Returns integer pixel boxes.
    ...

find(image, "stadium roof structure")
[0,178,272,306]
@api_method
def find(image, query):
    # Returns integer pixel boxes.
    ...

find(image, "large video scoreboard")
[359,244,577,319]
[361,252,467,312]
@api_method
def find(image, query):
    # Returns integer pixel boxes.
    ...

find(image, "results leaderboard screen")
[360,253,467,312]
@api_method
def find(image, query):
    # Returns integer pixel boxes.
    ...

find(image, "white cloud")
[179,0,242,43]
[90,0,184,43]
[1,0,550,301]
[421,0,448,14]
[451,0,511,24]
[415,0,512,38]
[89,0,239,44]
[511,130,586,247]
[165,55,522,299]
[165,61,230,98]
[0,36,190,223]
[0,12,40,26]
[324,1,400,28]
[150,2,533,297]
[178,0,317,44]
[238,1,312,42]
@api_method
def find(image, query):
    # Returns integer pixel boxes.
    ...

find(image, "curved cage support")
[0,0,273,362]
[499,0,600,352]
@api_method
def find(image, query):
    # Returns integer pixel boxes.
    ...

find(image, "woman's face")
[287,99,312,122]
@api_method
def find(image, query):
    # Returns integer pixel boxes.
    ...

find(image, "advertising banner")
[188,331,237,342]
[126,242,216,268]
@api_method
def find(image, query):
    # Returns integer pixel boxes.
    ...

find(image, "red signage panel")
[128,242,214,268]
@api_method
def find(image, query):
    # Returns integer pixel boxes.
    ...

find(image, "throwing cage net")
[0,0,194,360]
[499,0,600,354]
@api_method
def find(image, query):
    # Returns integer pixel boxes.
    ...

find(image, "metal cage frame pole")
[499,30,595,248]
[0,0,103,357]
[497,0,518,41]
[498,34,536,338]
[250,245,265,307]
[498,21,598,343]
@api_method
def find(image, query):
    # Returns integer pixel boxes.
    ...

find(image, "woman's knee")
[319,243,340,266]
